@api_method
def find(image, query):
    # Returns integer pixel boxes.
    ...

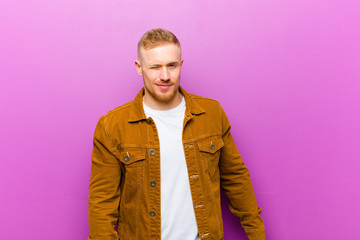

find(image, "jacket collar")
[128,86,205,123]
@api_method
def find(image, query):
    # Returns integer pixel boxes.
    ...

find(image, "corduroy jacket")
[88,87,265,240]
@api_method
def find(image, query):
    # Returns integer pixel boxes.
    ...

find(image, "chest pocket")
[197,136,224,176]
[118,147,146,186]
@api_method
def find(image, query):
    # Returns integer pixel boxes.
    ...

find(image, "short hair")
[137,28,181,58]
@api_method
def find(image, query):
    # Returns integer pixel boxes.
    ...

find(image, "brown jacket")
[88,87,265,240]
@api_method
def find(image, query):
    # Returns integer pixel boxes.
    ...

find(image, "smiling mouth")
[157,84,172,89]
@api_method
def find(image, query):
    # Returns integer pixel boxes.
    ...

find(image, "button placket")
[201,233,209,238]
[189,174,199,179]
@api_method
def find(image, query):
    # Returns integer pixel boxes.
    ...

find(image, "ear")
[180,58,184,70]
[135,60,143,76]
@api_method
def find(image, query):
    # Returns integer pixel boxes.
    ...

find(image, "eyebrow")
[149,61,180,67]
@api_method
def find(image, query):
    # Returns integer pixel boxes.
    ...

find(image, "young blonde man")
[88,28,265,240]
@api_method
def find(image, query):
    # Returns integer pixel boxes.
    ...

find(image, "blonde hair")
[137,28,181,58]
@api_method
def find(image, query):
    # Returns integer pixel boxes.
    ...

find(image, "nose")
[159,66,170,81]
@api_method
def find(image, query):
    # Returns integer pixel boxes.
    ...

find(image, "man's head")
[135,28,183,110]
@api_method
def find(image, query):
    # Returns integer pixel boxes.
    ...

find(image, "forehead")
[139,43,181,64]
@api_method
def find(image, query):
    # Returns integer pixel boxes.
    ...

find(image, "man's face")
[135,43,183,107]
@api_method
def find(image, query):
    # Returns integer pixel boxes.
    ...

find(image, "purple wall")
[1,0,359,239]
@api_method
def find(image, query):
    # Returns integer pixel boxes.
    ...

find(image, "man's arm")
[218,106,265,240]
[88,116,121,240]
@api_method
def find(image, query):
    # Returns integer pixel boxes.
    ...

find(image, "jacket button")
[124,152,130,162]
[201,233,209,238]
[150,210,156,216]
[150,180,156,187]
[210,143,215,150]
[149,149,156,156]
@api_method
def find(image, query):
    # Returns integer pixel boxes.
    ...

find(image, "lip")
[156,84,172,89]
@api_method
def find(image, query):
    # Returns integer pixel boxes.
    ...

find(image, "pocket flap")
[197,136,224,153]
[119,147,146,164]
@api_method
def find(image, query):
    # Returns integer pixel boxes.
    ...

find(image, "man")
[88,28,265,240]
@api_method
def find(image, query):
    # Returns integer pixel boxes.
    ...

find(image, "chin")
[155,95,174,102]
[155,90,177,102]
[146,85,180,103]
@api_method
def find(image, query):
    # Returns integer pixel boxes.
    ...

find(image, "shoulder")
[189,93,219,103]
[185,91,230,134]
[188,92,223,111]
[100,99,134,122]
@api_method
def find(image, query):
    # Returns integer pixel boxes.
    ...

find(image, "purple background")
[1,0,359,239]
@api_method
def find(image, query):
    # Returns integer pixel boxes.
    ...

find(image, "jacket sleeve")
[218,105,265,240]
[88,116,121,240]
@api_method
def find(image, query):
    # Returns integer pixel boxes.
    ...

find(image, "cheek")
[171,70,181,80]
[144,72,157,82]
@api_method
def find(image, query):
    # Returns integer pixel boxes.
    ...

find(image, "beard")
[144,82,180,103]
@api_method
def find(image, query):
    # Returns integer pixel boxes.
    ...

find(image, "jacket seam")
[106,102,132,116]
[102,103,133,123]
[192,133,222,142]
[190,95,219,102]
[103,116,116,153]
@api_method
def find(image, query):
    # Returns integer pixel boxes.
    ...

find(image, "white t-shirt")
[143,97,200,240]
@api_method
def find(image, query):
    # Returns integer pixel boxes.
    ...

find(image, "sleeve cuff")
[246,229,265,240]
